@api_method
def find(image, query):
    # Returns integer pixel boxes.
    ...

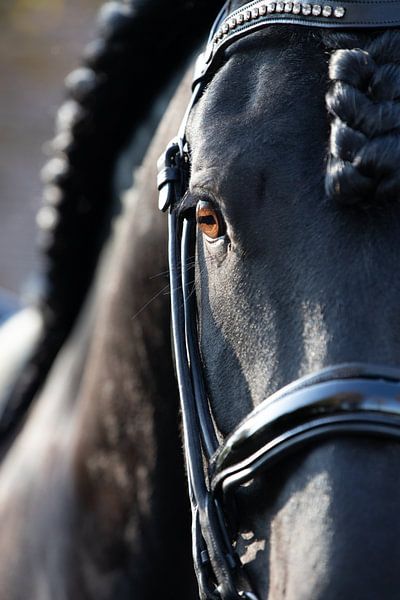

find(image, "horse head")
[159,2,400,597]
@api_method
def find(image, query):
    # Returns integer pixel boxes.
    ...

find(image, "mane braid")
[323,29,400,208]
[1,0,222,444]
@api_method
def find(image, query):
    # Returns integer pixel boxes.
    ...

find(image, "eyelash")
[177,191,197,217]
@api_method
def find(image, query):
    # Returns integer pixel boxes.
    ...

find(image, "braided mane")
[324,30,400,207]
[3,0,221,438]
[39,0,218,323]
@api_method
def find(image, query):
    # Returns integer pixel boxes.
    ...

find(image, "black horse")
[1,0,400,598]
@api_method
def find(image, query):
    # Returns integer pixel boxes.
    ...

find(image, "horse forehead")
[189,32,325,176]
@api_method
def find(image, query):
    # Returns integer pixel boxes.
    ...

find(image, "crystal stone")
[292,2,301,13]
[333,6,345,17]
[312,4,322,15]
[302,3,312,14]
[285,2,293,12]
[322,4,332,16]
[276,1,285,11]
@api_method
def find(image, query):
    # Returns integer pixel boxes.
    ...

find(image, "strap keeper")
[157,166,180,191]
[157,140,183,212]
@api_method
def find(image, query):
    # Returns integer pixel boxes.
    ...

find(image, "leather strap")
[196,0,400,83]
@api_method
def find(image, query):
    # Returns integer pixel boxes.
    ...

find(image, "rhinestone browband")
[214,1,346,44]
[193,0,400,84]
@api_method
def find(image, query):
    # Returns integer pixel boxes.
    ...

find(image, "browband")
[195,0,400,84]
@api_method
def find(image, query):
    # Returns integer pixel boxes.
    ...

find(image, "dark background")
[0,0,102,298]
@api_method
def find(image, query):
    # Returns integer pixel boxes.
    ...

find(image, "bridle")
[157,2,400,598]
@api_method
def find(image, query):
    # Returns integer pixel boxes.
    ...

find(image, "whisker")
[143,254,218,312]
[148,254,214,282]
[130,283,171,320]
[149,269,170,280]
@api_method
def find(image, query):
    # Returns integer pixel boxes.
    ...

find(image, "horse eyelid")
[176,191,196,217]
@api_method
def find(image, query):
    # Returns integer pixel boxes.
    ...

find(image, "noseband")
[157,2,400,598]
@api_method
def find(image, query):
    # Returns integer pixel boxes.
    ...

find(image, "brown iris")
[196,201,224,240]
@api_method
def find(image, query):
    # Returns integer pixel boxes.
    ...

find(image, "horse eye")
[196,201,225,240]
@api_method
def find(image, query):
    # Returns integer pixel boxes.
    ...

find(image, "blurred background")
[0,0,102,306]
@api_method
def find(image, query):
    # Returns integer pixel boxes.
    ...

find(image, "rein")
[157,2,400,598]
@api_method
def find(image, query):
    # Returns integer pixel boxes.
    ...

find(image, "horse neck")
[70,70,197,597]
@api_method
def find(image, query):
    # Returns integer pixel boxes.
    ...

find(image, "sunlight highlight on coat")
[300,301,329,375]
[269,471,333,600]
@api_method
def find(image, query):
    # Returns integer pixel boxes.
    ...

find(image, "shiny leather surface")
[212,374,400,496]
[199,0,400,82]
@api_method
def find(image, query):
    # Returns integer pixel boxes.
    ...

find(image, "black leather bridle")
[157,2,400,598]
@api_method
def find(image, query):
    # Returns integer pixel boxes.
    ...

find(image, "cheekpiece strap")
[196,0,400,82]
